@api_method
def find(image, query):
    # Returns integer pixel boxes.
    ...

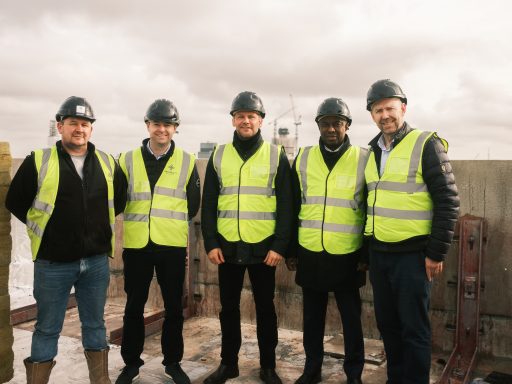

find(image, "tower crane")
[268,94,301,158]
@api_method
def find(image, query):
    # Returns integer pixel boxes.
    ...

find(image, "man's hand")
[425,257,443,281]
[264,250,284,267]
[357,262,369,272]
[285,257,298,271]
[207,248,225,265]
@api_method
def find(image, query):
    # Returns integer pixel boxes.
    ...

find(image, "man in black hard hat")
[6,96,127,383]
[287,98,367,384]
[115,99,201,384]
[364,80,459,384]
[201,91,293,384]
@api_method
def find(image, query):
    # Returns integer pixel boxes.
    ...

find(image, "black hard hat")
[230,91,266,118]
[366,79,407,111]
[56,96,95,122]
[315,97,352,126]
[144,99,180,126]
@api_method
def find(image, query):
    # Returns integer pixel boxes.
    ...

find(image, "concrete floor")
[6,315,460,384]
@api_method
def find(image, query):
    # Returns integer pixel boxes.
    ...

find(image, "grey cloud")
[1,0,512,160]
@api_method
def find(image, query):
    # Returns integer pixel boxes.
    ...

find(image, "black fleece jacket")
[289,136,366,291]
[5,141,127,262]
[201,130,293,264]
[365,122,460,261]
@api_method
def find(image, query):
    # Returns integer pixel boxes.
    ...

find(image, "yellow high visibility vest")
[119,147,195,248]
[297,145,368,254]
[214,142,280,243]
[365,129,448,242]
[26,146,116,260]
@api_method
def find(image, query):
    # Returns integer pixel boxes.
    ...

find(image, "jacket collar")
[232,129,264,160]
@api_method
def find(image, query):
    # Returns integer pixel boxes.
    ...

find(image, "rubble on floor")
[8,316,454,383]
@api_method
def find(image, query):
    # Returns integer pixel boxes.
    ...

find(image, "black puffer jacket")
[365,122,460,262]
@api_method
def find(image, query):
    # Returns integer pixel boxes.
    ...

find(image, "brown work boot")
[24,358,56,384]
[85,348,112,384]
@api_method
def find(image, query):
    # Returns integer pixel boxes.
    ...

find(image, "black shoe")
[203,364,239,384]
[259,368,283,384]
[115,365,140,384]
[347,378,363,384]
[294,371,321,384]
[165,363,191,384]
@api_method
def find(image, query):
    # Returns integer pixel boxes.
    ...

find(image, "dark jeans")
[121,248,186,367]
[369,249,432,384]
[302,287,364,379]
[218,262,278,369]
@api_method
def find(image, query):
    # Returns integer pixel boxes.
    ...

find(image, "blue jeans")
[31,254,110,362]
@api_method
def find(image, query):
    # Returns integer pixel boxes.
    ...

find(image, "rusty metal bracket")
[438,215,487,384]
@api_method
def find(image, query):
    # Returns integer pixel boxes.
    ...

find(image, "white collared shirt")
[377,135,394,177]
[322,143,344,153]
[146,141,171,160]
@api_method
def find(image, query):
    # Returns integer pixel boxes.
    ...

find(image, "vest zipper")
[372,178,380,240]
[321,168,332,251]
[237,160,247,242]
[79,158,87,254]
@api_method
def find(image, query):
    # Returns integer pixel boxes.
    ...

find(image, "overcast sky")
[1,0,511,160]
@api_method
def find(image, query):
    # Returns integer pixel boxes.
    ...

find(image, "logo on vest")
[165,164,177,174]
[165,164,176,175]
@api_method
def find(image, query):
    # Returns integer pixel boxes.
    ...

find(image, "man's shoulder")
[422,134,448,159]
[91,146,114,158]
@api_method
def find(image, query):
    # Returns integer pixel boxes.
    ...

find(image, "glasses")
[319,120,346,130]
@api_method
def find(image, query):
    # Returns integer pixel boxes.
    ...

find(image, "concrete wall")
[8,159,34,310]
[0,143,14,383]
[190,159,512,359]
[7,155,512,359]
[429,161,512,358]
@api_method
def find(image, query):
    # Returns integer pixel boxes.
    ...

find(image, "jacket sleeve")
[286,156,301,258]
[186,164,201,220]
[422,135,460,261]
[113,160,128,216]
[5,154,38,224]
[270,148,294,257]
[201,154,221,253]
[359,182,370,265]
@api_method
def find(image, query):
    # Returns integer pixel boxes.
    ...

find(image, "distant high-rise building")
[198,142,216,159]
[272,127,297,160]
[47,120,59,147]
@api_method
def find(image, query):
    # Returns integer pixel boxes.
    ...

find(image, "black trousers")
[218,262,278,368]
[369,249,432,384]
[121,248,186,367]
[302,287,365,379]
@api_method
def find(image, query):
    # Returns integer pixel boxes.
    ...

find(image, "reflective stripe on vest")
[364,129,446,242]
[26,146,116,260]
[297,145,368,254]
[120,147,194,248]
[214,142,279,243]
